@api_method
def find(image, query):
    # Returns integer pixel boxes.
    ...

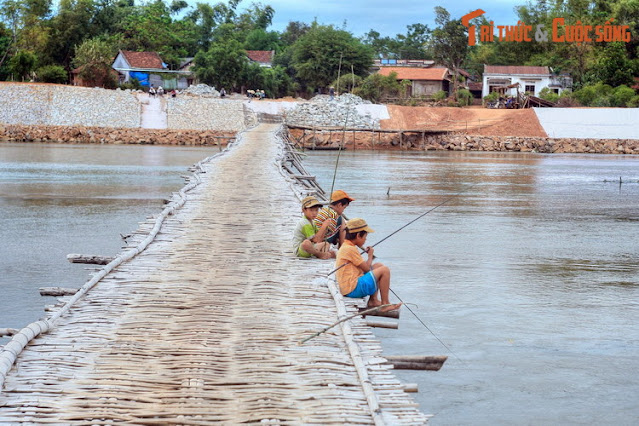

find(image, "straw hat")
[346,218,374,233]
[301,196,323,209]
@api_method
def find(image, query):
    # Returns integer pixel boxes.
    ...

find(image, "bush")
[119,78,143,91]
[483,91,499,103]
[331,73,363,93]
[433,90,447,101]
[538,87,559,103]
[36,65,67,84]
[456,88,473,106]
[612,85,635,107]
[626,95,639,108]
[573,82,614,106]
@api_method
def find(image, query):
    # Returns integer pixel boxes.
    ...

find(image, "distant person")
[149,86,156,97]
[293,196,335,259]
[313,190,354,248]
[220,87,226,98]
[157,86,164,96]
[170,89,176,98]
[335,218,402,312]
[329,86,335,100]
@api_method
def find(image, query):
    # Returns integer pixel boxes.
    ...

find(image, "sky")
[187,0,524,38]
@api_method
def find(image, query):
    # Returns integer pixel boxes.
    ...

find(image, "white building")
[482,65,572,98]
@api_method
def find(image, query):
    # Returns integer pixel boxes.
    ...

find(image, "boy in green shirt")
[293,196,335,259]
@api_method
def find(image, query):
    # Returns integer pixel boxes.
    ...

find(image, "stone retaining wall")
[0,82,140,128]
[167,97,250,131]
[288,128,639,154]
[0,124,235,146]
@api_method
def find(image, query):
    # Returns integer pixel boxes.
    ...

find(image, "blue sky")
[187,0,524,38]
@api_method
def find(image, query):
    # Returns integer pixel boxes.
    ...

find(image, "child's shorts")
[295,244,312,258]
[345,271,377,298]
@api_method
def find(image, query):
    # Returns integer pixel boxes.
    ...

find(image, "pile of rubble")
[285,94,379,129]
[181,84,220,97]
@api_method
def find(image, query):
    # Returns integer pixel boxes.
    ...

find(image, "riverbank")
[0,124,235,146]
[3,123,639,154]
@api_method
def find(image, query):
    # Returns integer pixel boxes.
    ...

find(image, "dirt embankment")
[381,105,548,137]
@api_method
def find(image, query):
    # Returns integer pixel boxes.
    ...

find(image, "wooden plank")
[39,287,79,297]
[66,254,114,265]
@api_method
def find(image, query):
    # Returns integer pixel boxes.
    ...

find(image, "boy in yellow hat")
[293,196,335,259]
[335,218,402,312]
[313,189,354,248]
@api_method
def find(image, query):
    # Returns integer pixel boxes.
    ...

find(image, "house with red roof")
[246,50,274,67]
[112,50,193,90]
[377,66,452,97]
[482,65,572,98]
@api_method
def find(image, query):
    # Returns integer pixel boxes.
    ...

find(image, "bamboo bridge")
[0,123,430,424]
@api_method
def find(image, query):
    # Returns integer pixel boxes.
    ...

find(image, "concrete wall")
[0,82,140,128]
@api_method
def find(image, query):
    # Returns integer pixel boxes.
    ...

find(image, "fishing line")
[326,181,481,276]
[389,288,462,362]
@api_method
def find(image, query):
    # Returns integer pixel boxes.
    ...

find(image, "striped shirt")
[313,206,340,241]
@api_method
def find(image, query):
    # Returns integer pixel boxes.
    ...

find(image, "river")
[1,143,638,425]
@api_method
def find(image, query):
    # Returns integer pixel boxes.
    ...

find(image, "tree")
[193,38,246,89]
[280,21,309,47]
[430,7,468,96]
[36,64,67,83]
[597,42,634,87]
[8,50,36,80]
[73,36,118,88]
[289,23,373,92]
[244,28,280,51]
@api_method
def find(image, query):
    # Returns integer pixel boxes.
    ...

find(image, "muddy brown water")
[303,149,639,425]
[1,143,638,424]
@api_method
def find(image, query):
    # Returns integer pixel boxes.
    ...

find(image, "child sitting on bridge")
[293,196,335,260]
[335,218,402,312]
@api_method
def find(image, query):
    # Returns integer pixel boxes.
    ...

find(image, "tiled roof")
[121,51,164,69]
[468,81,483,91]
[246,50,274,63]
[484,65,549,75]
[377,67,449,81]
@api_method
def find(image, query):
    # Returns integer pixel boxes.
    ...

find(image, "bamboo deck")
[0,123,430,424]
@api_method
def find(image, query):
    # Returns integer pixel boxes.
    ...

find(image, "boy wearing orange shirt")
[335,218,401,312]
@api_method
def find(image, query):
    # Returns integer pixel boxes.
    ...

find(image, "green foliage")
[572,82,637,107]
[596,42,635,87]
[627,95,639,108]
[290,23,373,91]
[73,36,118,88]
[538,87,560,103]
[362,23,432,59]
[456,88,473,106]
[194,38,246,89]
[331,73,363,93]
[353,71,404,103]
[119,77,143,91]
[244,28,280,51]
[430,7,468,95]
[36,64,67,83]
[612,85,635,106]
[483,91,499,103]
[8,50,37,81]
[433,90,447,101]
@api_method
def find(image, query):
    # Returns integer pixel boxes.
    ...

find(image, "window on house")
[525,84,535,94]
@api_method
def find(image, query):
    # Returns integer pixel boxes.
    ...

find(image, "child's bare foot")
[330,251,336,258]
[367,299,382,308]
[379,302,402,313]
[317,252,333,260]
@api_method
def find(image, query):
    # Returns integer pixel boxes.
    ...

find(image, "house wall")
[482,74,567,98]
[412,81,444,96]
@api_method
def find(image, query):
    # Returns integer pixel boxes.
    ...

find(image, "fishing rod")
[328,97,350,197]
[326,181,481,277]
